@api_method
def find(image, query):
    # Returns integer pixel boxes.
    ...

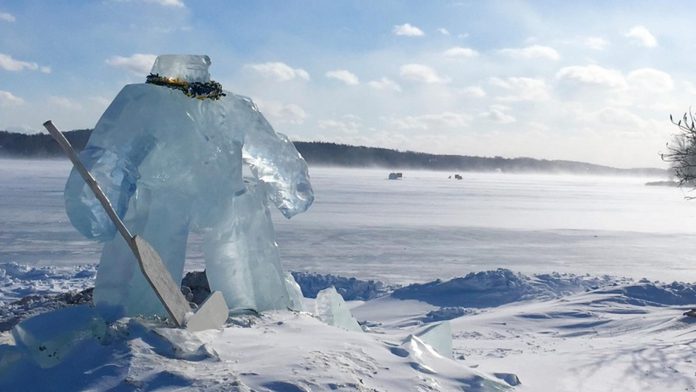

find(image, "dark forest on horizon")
[0,129,667,177]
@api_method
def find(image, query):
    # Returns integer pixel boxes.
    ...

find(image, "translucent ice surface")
[12,306,105,368]
[64,55,313,318]
[413,321,453,358]
[315,286,362,332]
[284,272,305,311]
[150,54,211,82]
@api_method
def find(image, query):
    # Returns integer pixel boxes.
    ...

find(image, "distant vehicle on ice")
[388,172,403,180]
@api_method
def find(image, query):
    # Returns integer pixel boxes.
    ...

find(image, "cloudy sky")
[1,0,695,168]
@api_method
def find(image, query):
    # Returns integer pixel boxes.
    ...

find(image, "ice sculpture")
[314,287,363,332]
[64,54,313,318]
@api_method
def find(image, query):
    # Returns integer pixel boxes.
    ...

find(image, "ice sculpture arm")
[64,85,155,241]
[240,97,314,219]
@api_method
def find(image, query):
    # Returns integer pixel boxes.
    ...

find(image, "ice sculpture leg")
[203,185,294,312]
[93,187,192,319]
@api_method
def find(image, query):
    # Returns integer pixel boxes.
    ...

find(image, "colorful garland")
[145,73,226,100]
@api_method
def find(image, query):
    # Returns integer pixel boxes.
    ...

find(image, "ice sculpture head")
[150,54,211,83]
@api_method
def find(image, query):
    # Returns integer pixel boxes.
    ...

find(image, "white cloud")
[592,107,652,131]
[113,0,185,7]
[400,64,448,84]
[0,12,15,22]
[480,105,516,124]
[318,115,362,134]
[683,81,696,96]
[461,86,486,98]
[247,62,310,82]
[48,96,82,111]
[443,46,479,59]
[489,77,550,101]
[325,69,359,85]
[626,68,674,93]
[255,100,307,125]
[498,45,560,60]
[437,28,450,36]
[556,64,626,89]
[367,77,402,92]
[0,90,24,106]
[0,53,49,72]
[144,0,185,7]
[393,23,425,37]
[106,53,157,74]
[584,36,609,50]
[625,25,657,48]
[388,112,470,130]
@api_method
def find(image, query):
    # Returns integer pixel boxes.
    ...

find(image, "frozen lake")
[2,158,696,284]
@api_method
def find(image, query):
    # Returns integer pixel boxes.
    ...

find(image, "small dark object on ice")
[181,270,212,306]
[683,309,696,318]
[388,172,403,180]
[493,373,521,386]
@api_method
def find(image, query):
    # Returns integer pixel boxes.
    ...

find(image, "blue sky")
[1,0,695,168]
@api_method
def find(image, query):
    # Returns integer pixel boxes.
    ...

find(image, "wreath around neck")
[146,73,226,100]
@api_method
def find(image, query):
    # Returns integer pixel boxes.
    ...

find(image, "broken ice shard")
[12,306,106,368]
[315,286,363,332]
[413,321,453,358]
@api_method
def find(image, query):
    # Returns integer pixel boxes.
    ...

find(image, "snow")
[4,160,696,390]
[391,269,624,307]
[5,160,696,283]
[2,262,696,390]
[292,271,393,300]
[0,262,95,303]
[0,307,512,391]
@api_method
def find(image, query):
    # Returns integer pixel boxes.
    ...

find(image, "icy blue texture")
[150,54,211,82]
[314,287,363,332]
[12,305,106,368]
[64,55,313,318]
[413,321,453,358]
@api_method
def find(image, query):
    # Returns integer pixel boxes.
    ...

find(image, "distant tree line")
[0,129,666,176]
[0,129,91,157]
[294,141,665,176]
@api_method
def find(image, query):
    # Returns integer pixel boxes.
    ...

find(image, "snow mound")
[593,280,696,306]
[393,269,625,308]
[0,287,93,332]
[182,270,393,303]
[423,307,480,322]
[291,271,393,300]
[0,309,513,391]
[0,262,95,305]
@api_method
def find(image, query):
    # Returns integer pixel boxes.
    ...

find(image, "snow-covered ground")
[1,264,696,391]
[2,158,696,391]
[3,159,696,282]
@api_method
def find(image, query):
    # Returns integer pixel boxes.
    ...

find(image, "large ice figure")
[64,54,313,318]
